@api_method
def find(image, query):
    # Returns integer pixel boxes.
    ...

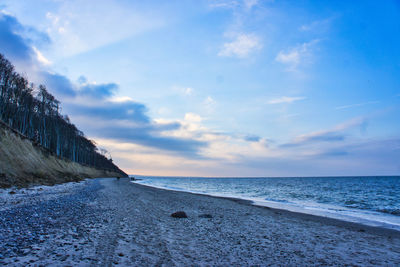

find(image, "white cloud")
[204,96,216,105]
[218,33,262,58]
[209,1,239,9]
[299,17,334,32]
[275,39,319,71]
[268,96,306,104]
[109,96,134,103]
[172,85,195,96]
[335,101,379,110]
[244,0,259,10]
[43,1,166,58]
[32,46,52,65]
[276,50,300,66]
[184,87,194,95]
[203,96,217,113]
[209,0,260,10]
[184,113,203,123]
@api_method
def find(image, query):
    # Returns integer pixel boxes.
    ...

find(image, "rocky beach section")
[1,177,400,266]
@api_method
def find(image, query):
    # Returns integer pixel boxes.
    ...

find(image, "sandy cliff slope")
[0,123,125,187]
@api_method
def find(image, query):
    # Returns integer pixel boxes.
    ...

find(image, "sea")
[132,176,400,231]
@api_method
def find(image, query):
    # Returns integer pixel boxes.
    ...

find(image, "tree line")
[0,53,125,175]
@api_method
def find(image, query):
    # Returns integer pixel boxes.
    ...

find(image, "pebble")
[0,180,102,265]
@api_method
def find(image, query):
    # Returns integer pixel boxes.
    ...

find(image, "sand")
[1,177,399,266]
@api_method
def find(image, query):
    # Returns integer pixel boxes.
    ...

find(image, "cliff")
[0,122,127,188]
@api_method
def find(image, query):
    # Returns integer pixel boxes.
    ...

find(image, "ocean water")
[132,176,400,231]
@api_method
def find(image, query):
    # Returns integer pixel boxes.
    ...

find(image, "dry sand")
[1,177,399,266]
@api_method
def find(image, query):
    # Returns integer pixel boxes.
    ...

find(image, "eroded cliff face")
[0,123,126,188]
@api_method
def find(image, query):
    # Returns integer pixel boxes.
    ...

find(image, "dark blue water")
[133,176,400,230]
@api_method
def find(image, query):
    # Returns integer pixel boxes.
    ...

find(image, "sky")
[0,0,399,177]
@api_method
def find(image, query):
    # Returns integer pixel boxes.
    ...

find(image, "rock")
[198,214,213,219]
[171,211,188,218]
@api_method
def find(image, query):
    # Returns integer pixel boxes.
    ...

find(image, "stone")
[171,211,188,218]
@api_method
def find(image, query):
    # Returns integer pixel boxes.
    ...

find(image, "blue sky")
[1,0,399,176]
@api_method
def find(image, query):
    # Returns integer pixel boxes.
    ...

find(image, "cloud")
[32,46,51,65]
[42,1,166,58]
[39,72,118,99]
[44,77,208,156]
[171,85,195,96]
[184,87,194,95]
[218,33,262,58]
[209,0,260,10]
[335,101,379,110]
[315,150,349,157]
[281,117,367,148]
[244,135,260,142]
[67,101,149,123]
[209,1,239,9]
[276,39,319,71]
[0,12,35,62]
[203,96,217,113]
[184,113,203,123]
[243,0,259,10]
[299,17,333,33]
[56,81,208,156]
[40,72,77,97]
[79,82,118,99]
[298,132,345,143]
[281,132,346,148]
[0,12,208,158]
[267,96,306,104]
[92,125,206,157]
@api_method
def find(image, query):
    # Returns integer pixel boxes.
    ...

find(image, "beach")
[1,177,399,266]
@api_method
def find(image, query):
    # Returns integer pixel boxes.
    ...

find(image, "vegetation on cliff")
[0,53,126,180]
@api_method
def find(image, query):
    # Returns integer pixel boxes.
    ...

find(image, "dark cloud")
[42,72,117,99]
[66,101,150,123]
[0,13,33,61]
[244,135,260,142]
[95,125,207,157]
[41,72,77,97]
[306,133,345,142]
[79,83,118,99]
[281,132,346,148]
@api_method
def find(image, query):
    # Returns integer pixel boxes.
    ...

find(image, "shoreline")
[133,181,400,239]
[1,177,399,265]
